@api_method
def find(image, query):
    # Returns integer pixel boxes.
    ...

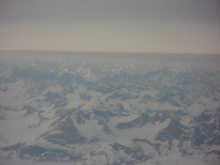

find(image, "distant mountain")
[0,56,220,165]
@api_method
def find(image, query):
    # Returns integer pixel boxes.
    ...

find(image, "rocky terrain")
[0,52,220,165]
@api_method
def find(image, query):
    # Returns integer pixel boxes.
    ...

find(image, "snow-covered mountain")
[0,53,220,165]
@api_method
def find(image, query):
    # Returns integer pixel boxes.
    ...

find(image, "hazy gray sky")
[0,0,220,54]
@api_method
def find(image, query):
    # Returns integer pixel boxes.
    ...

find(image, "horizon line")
[0,50,220,56]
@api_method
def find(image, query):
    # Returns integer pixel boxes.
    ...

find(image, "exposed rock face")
[41,117,87,146]
[116,112,150,129]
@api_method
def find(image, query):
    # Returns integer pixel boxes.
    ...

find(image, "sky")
[0,0,220,54]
